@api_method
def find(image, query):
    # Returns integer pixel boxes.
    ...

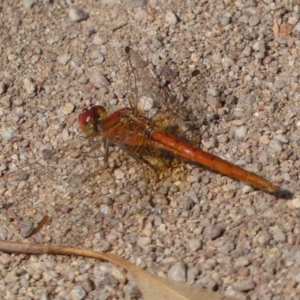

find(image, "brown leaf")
[0,240,237,300]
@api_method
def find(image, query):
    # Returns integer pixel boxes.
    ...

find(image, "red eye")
[78,108,92,126]
[78,106,107,135]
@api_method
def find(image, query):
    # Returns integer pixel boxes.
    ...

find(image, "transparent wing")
[125,46,168,114]
[124,47,208,143]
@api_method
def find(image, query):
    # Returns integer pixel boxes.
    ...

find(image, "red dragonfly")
[78,46,291,198]
[2,46,292,239]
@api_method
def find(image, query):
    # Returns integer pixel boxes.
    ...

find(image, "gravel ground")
[0,0,300,299]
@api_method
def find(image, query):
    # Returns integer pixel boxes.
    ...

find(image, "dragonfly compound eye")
[78,106,108,136]
[78,107,96,136]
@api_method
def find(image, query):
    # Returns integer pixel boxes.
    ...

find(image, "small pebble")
[237,267,250,277]
[249,15,260,26]
[23,0,36,9]
[290,196,300,208]
[168,262,186,283]
[23,78,36,94]
[13,98,24,107]
[242,45,252,57]
[92,34,108,46]
[114,169,125,180]
[90,51,104,65]
[19,221,34,238]
[0,96,11,107]
[4,270,18,284]
[272,227,286,242]
[57,53,71,65]
[69,285,86,300]
[69,6,89,23]
[1,128,15,139]
[80,279,95,293]
[259,135,270,145]
[89,71,110,89]
[268,138,283,153]
[0,226,8,240]
[233,126,247,138]
[234,257,250,268]
[61,103,75,115]
[100,204,110,215]
[233,279,255,292]
[61,129,69,141]
[211,52,222,64]
[207,88,220,97]
[274,72,290,89]
[187,239,201,252]
[204,224,225,240]
[253,40,266,52]
[0,254,11,265]
[182,197,193,211]
[137,237,151,247]
[187,266,199,284]
[7,54,17,61]
[110,267,127,284]
[219,241,235,254]
[165,11,179,25]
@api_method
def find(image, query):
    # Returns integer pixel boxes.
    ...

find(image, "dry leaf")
[0,240,236,300]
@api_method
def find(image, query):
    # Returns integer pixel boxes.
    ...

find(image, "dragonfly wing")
[125,46,167,114]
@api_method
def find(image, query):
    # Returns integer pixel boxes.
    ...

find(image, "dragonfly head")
[78,105,107,136]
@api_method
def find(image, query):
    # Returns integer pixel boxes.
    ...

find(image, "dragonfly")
[1,46,292,240]
[78,46,292,199]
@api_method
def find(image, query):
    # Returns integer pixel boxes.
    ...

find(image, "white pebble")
[61,129,69,141]
[212,52,222,64]
[167,262,186,282]
[207,87,220,97]
[89,71,110,89]
[268,138,283,153]
[23,0,36,9]
[137,237,151,247]
[233,126,247,138]
[69,6,89,23]
[165,11,179,25]
[57,53,71,65]
[100,204,110,215]
[290,196,300,208]
[61,103,75,115]
[114,169,125,180]
[110,267,127,284]
[23,78,36,94]
[253,40,266,52]
[69,286,86,300]
[1,128,15,139]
